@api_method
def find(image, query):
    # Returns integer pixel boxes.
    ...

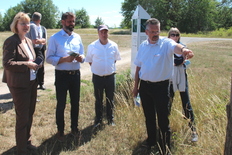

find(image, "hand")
[27,61,39,70]
[75,55,83,62]
[183,49,194,59]
[132,87,139,98]
[65,55,76,62]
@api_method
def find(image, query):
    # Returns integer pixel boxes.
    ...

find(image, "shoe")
[56,131,65,142]
[36,98,40,102]
[71,129,79,137]
[38,85,46,90]
[27,141,37,150]
[141,142,152,150]
[191,131,198,142]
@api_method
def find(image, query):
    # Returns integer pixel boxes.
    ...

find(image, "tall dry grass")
[0,29,231,154]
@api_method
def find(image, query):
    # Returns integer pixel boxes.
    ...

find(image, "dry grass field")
[0,29,231,155]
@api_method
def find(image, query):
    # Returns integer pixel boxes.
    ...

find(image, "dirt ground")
[0,48,131,111]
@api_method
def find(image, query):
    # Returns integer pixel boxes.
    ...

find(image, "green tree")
[216,0,232,29]
[121,0,225,33]
[0,13,4,31]
[94,17,104,28]
[2,4,23,31]
[21,0,59,29]
[74,8,90,28]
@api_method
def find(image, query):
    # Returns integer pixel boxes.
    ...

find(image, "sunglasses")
[170,34,180,37]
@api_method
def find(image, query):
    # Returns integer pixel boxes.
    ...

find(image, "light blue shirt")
[85,39,121,76]
[134,37,177,82]
[46,29,84,70]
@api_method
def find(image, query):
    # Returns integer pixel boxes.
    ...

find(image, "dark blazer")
[2,34,43,88]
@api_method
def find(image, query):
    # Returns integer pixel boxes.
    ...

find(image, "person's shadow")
[1,123,106,155]
[0,93,13,113]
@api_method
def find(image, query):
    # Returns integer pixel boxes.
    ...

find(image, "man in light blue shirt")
[46,12,85,142]
[133,18,194,154]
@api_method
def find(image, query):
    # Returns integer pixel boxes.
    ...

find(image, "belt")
[141,79,169,84]
[56,70,79,75]
[93,73,115,78]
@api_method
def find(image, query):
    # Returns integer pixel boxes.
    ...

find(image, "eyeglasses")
[170,34,180,37]
[18,22,30,26]
[146,29,160,34]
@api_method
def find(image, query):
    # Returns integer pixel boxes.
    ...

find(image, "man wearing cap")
[86,25,121,127]
[26,12,47,90]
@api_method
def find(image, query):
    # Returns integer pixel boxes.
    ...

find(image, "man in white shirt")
[85,25,121,127]
[132,18,194,154]
[26,12,47,90]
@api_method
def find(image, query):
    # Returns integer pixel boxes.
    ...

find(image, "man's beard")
[65,25,74,32]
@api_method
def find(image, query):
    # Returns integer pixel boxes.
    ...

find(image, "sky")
[0,0,125,27]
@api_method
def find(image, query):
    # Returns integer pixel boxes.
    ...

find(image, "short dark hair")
[61,12,75,20]
[145,18,160,29]
[32,12,42,21]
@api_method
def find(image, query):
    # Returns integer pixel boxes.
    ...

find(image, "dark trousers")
[139,80,171,153]
[92,73,115,123]
[9,80,37,155]
[169,72,195,130]
[34,48,45,86]
[55,70,80,132]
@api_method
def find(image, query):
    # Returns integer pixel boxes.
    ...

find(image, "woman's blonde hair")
[10,12,30,34]
[168,27,181,42]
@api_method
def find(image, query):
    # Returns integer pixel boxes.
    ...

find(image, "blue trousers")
[55,70,80,132]
[169,72,195,131]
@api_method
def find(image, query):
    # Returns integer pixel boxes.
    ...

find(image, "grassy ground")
[0,29,232,154]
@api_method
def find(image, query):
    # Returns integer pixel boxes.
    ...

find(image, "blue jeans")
[92,73,115,123]
[55,70,80,132]
[139,80,171,153]
[169,72,195,131]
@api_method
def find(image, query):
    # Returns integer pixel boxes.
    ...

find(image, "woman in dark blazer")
[2,12,43,155]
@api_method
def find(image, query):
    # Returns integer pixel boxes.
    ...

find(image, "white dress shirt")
[46,29,85,70]
[85,39,121,76]
[134,37,177,82]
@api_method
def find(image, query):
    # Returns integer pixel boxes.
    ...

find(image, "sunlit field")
[0,29,231,154]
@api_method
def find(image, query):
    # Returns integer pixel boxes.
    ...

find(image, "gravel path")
[1,37,231,103]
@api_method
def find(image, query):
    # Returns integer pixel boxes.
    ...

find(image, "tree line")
[0,0,231,33]
[0,0,105,31]
[120,0,232,33]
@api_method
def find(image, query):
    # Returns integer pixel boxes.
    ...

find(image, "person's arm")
[46,36,75,66]
[75,36,85,63]
[3,37,38,72]
[174,43,194,59]
[132,66,141,97]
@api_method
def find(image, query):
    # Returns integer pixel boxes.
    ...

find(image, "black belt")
[93,73,115,78]
[56,70,79,75]
[141,79,169,84]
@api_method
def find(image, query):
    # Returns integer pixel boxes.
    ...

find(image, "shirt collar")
[61,29,73,36]
[146,37,161,46]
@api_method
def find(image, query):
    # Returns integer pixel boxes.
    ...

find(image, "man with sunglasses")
[46,12,85,142]
[132,18,194,154]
